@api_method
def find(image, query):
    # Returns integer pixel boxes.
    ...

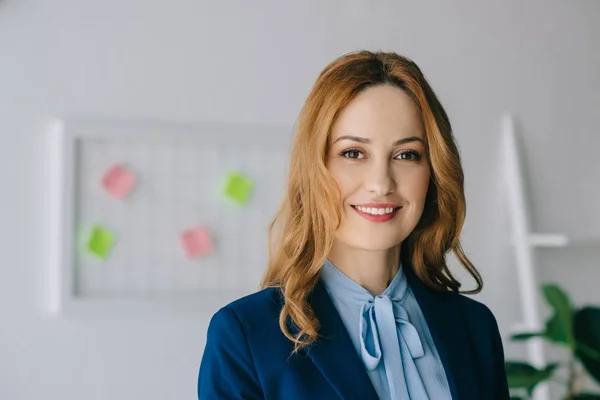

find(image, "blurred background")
[0,1,599,399]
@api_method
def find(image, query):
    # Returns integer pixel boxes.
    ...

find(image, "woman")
[198,51,510,400]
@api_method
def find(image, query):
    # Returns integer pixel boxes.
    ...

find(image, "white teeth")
[356,206,395,215]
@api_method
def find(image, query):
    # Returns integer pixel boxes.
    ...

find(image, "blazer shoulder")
[220,286,283,326]
[456,294,498,324]
[451,294,503,342]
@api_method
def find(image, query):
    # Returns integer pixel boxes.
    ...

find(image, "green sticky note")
[87,225,116,260]
[223,171,253,205]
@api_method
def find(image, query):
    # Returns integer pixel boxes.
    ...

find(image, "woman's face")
[326,84,431,251]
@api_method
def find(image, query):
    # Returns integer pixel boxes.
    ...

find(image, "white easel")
[502,114,569,400]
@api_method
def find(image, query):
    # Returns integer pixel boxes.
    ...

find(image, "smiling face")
[326,84,431,252]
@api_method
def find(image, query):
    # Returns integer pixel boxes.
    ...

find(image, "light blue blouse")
[320,258,452,400]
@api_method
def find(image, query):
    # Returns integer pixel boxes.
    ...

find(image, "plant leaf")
[505,361,558,394]
[542,284,574,346]
[511,332,545,341]
[546,314,571,344]
[574,307,600,384]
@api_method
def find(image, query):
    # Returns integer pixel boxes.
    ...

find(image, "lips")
[351,203,401,214]
[351,204,402,223]
[353,203,400,209]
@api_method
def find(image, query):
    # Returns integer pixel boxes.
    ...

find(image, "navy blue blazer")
[198,265,510,399]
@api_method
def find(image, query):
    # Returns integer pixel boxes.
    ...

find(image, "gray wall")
[1,1,598,399]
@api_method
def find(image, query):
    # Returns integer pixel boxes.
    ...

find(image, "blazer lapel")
[405,264,479,399]
[302,282,379,400]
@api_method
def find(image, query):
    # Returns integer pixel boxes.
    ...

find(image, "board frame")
[46,118,291,316]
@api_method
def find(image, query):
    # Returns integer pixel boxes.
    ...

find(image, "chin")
[333,222,413,253]
[336,235,404,252]
[357,241,402,252]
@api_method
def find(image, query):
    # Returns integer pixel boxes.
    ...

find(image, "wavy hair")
[261,50,482,353]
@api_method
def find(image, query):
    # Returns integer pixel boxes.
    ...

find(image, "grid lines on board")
[72,127,289,299]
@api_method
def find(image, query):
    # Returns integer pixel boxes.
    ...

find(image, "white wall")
[1,1,599,399]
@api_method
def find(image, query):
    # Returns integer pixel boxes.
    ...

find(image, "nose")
[364,159,395,196]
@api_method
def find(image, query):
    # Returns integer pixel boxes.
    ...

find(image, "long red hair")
[261,50,482,353]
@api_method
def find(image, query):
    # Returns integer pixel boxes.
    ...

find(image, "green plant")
[505,284,600,400]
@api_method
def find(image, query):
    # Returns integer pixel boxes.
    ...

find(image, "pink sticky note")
[102,164,136,199]
[181,226,214,259]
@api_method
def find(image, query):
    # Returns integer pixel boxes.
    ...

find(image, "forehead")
[330,84,424,141]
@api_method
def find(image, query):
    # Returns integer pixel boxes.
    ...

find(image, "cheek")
[395,167,430,200]
[329,167,361,199]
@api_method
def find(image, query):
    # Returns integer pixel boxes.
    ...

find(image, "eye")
[395,150,421,161]
[340,148,364,159]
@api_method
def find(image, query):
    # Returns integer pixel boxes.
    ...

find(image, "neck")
[327,240,401,296]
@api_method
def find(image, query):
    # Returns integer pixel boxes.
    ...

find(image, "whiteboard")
[47,119,291,315]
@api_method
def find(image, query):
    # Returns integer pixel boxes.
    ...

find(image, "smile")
[354,206,396,215]
[351,204,402,223]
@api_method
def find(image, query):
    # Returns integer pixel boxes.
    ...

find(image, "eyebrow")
[332,135,424,146]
